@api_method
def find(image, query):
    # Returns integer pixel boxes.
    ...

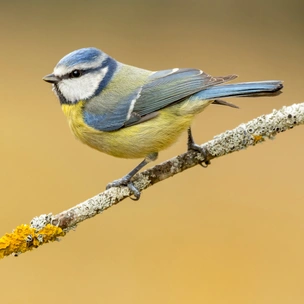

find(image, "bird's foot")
[188,143,210,168]
[187,127,210,168]
[106,153,158,201]
[106,177,141,201]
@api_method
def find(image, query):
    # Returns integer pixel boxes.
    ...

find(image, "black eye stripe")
[60,69,83,79]
[60,65,106,80]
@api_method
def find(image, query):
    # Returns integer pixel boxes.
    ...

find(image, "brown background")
[1,0,304,303]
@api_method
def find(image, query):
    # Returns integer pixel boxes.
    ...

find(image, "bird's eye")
[69,70,82,78]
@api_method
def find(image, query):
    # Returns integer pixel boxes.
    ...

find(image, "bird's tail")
[192,80,283,101]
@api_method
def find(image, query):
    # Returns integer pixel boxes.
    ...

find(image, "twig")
[0,103,303,259]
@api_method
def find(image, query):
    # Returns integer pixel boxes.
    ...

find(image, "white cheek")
[58,68,108,103]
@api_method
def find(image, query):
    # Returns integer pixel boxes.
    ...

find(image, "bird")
[43,47,283,199]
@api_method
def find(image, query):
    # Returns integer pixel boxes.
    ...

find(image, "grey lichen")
[30,213,53,231]
[207,103,304,158]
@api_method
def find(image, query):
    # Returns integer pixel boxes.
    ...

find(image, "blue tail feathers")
[192,81,283,101]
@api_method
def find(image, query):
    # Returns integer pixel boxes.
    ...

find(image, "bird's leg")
[187,127,210,167]
[106,152,158,200]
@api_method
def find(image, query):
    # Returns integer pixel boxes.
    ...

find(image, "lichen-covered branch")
[1,103,303,259]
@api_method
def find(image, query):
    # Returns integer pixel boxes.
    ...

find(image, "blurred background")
[1,0,304,303]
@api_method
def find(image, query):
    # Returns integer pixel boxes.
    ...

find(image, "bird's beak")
[43,73,60,84]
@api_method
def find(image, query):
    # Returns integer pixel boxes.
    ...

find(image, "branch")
[1,103,303,259]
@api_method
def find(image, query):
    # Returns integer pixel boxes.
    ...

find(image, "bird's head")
[43,47,117,104]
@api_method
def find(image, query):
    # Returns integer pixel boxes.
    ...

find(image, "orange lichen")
[0,224,65,259]
[252,134,264,144]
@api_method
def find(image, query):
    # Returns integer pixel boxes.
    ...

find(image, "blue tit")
[43,47,283,199]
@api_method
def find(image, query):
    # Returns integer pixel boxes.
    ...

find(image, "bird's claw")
[188,143,210,168]
[127,182,141,200]
[106,178,141,200]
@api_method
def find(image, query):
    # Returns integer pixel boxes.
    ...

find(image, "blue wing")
[83,68,237,131]
[126,69,236,124]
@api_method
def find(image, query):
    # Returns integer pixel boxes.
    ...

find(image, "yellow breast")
[61,102,195,159]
